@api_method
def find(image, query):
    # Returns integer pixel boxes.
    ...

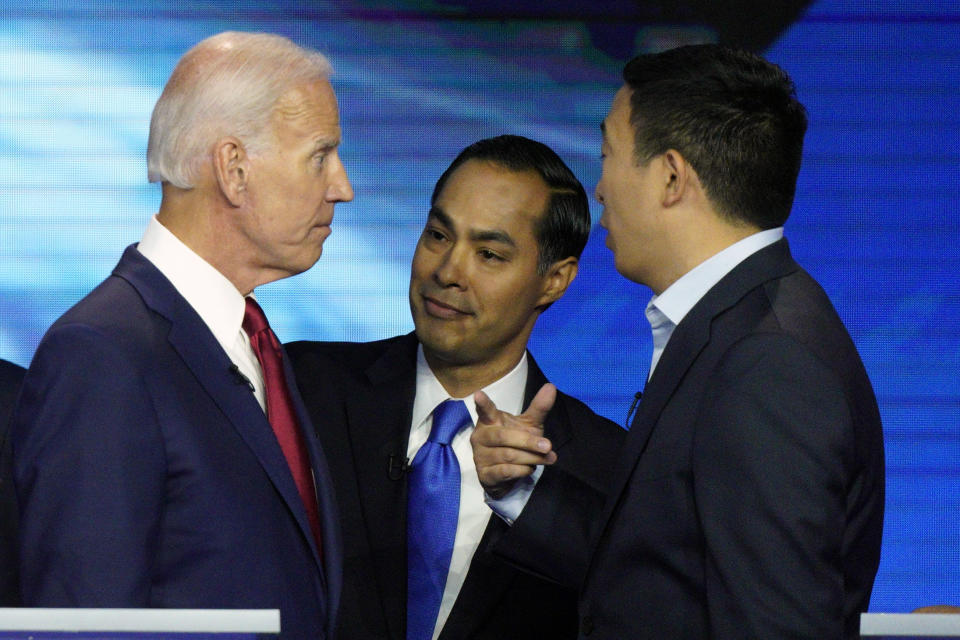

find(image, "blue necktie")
[406,399,472,640]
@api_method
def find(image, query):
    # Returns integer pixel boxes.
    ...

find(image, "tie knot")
[242,297,270,338]
[429,400,471,445]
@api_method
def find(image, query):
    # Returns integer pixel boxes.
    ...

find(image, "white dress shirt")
[408,345,528,640]
[645,227,784,379]
[136,215,267,411]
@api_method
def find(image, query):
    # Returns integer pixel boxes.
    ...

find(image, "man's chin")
[298,242,327,270]
[415,332,471,365]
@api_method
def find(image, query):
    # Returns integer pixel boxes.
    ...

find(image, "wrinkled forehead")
[270,79,341,141]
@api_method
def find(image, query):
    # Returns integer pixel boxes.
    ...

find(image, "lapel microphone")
[387,454,410,481]
[228,364,255,392]
[625,390,643,429]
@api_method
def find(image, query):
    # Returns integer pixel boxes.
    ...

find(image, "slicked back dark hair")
[622,44,807,228]
[431,135,591,275]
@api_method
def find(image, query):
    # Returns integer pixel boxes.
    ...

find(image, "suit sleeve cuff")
[483,464,543,525]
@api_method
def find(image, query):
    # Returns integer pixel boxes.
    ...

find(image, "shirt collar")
[650,227,784,327]
[136,214,248,349]
[412,343,529,428]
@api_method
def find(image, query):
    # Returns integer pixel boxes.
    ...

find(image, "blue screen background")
[0,0,957,612]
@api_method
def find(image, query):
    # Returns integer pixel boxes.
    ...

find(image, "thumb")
[522,383,556,424]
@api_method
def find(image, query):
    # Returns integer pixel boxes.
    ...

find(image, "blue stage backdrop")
[0,0,957,613]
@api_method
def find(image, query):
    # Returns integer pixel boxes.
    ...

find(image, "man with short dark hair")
[473,46,885,639]
[11,32,352,638]
[288,135,623,640]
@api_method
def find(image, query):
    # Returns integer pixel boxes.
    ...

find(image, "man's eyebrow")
[427,206,453,229]
[469,228,515,248]
[311,135,340,151]
[428,206,516,248]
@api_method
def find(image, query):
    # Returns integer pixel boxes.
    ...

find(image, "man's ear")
[213,137,249,207]
[661,149,691,208]
[537,257,579,308]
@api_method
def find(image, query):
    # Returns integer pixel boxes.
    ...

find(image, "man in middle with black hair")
[288,134,622,640]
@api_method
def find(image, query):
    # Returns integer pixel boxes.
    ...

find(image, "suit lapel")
[283,347,341,621]
[592,240,800,554]
[112,246,326,575]
[345,334,418,640]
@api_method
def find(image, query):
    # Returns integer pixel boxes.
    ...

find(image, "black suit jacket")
[287,333,624,640]
[495,240,885,639]
[0,358,25,606]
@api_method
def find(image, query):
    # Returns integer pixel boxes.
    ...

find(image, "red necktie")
[242,297,323,556]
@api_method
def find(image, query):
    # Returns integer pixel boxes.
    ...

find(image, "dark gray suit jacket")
[0,358,25,605]
[287,333,624,640]
[495,240,885,639]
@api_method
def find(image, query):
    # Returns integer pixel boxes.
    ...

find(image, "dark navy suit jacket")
[495,240,885,639]
[11,246,342,639]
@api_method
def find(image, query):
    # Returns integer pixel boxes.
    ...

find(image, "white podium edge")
[862,613,960,636]
[0,609,280,633]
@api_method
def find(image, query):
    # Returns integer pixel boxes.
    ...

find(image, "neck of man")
[157,185,260,296]
[423,346,526,400]
[653,207,762,295]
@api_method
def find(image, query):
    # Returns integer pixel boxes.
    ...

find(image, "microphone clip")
[387,454,410,481]
[229,364,255,392]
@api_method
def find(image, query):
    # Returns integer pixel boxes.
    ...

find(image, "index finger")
[474,389,501,426]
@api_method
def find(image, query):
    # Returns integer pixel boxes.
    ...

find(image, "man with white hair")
[11,32,352,639]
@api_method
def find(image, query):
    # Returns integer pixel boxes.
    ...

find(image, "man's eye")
[479,249,503,262]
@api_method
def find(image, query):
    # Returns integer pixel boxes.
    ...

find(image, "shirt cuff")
[483,464,544,525]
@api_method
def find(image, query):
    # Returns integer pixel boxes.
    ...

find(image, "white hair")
[146,32,333,188]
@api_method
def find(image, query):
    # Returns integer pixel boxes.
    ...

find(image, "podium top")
[862,613,960,637]
[0,609,280,633]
